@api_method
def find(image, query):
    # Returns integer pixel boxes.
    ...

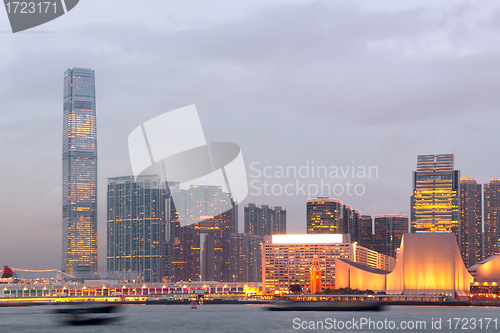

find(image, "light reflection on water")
[1,304,499,332]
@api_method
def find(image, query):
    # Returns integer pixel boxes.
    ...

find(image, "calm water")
[2,304,500,332]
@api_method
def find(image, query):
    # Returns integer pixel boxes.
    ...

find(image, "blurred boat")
[265,300,383,311]
[53,303,123,326]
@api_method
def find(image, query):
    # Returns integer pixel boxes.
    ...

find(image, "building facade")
[373,215,408,258]
[411,154,460,240]
[62,68,98,278]
[306,198,343,234]
[460,179,482,267]
[262,234,395,294]
[107,176,169,283]
[484,180,500,258]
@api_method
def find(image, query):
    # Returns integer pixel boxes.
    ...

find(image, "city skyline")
[2,1,500,270]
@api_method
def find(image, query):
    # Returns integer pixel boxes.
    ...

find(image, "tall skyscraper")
[306,198,343,234]
[484,180,500,258]
[411,154,460,241]
[62,68,98,278]
[459,179,482,267]
[107,175,169,283]
[373,215,408,258]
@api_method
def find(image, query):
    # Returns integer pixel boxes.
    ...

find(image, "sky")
[1,0,500,270]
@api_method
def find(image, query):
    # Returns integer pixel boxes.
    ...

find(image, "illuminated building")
[460,179,482,267]
[411,154,460,238]
[62,68,98,278]
[306,198,343,234]
[166,186,237,282]
[230,233,263,282]
[360,215,373,249]
[244,204,286,236]
[335,233,473,299]
[484,180,500,257]
[107,176,169,283]
[262,234,395,294]
[373,215,408,258]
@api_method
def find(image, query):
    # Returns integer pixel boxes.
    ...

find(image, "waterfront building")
[484,180,500,258]
[262,234,395,295]
[62,68,98,278]
[335,233,473,299]
[460,179,482,267]
[107,176,169,283]
[411,154,460,240]
[306,198,343,234]
[373,215,408,258]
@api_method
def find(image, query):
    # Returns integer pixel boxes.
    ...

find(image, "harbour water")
[2,304,500,332]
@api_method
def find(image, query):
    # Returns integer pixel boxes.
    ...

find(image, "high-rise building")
[484,180,500,258]
[273,206,287,235]
[62,68,98,278]
[244,204,286,236]
[373,215,408,258]
[306,198,343,234]
[360,215,373,249]
[459,179,482,267]
[342,205,353,235]
[411,154,460,241]
[166,185,238,282]
[230,233,263,282]
[351,210,362,243]
[107,176,169,283]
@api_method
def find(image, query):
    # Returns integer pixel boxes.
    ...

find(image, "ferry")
[0,266,19,284]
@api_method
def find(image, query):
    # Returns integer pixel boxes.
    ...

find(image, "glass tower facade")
[107,175,168,283]
[411,154,460,238]
[62,68,98,278]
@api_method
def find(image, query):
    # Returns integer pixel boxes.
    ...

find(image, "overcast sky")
[1,0,500,270]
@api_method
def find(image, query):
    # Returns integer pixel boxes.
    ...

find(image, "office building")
[62,68,98,278]
[411,154,460,240]
[460,179,482,267]
[484,180,500,258]
[262,234,395,294]
[373,215,408,258]
[306,198,343,234]
[107,176,169,283]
